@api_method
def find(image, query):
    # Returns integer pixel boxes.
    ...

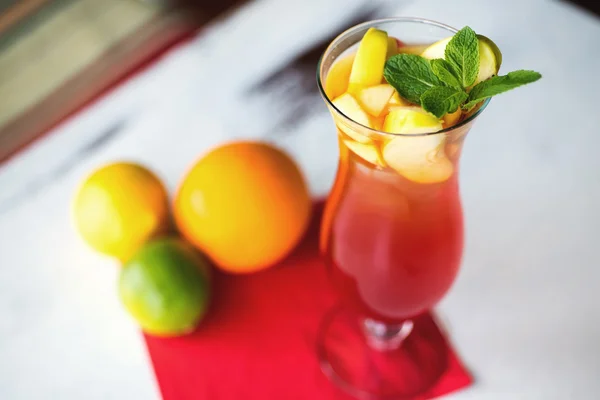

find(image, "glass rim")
[316,17,491,138]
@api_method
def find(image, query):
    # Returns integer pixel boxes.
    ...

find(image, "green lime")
[119,238,211,337]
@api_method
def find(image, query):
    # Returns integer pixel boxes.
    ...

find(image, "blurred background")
[1,1,599,399]
[1,0,597,163]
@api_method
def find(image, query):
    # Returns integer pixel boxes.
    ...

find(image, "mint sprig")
[383,54,440,104]
[444,26,479,88]
[430,59,462,89]
[421,86,468,117]
[463,70,542,110]
[383,26,542,119]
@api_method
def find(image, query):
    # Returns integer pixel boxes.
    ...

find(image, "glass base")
[316,306,448,399]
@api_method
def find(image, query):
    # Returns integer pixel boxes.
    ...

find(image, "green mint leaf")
[430,59,462,89]
[445,26,479,88]
[421,86,468,118]
[463,70,542,110]
[384,54,441,104]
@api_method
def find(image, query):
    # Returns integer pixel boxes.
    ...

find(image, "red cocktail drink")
[321,143,465,323]
[316,14,539,397]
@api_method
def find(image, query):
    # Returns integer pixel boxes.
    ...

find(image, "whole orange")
[173,141,311,273]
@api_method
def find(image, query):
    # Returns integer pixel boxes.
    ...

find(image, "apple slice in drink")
[383,135,454,184]
[475,35,502,86]
[378,90,411,115]
[397,44,429,55]
[344,140,385,167]
[348,28,388,92]
[387,91,410,108]
[386,37,399,59]
[420,37,451,60]
[355,84,395,117]
[442,109,462,128]
[325,54,355,100]
[332,93,374,143]
[371,114,386,131]
[388,91,402,105]
[382,107,443,134]
[381,107,453,183]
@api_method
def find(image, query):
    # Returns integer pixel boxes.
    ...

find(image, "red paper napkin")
[144,202,473,399]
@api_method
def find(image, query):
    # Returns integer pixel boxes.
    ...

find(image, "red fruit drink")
[314,15,539,398]
[320,139,464,323]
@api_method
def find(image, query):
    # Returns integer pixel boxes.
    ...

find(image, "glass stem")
[362,318,414,351]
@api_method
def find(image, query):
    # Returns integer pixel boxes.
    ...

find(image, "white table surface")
[1,0,599,399]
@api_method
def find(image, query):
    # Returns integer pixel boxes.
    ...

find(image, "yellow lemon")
[72,162,170,261]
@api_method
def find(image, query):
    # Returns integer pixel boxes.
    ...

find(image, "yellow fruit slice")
[382,135,453,184]
[325,54,355,100]
[381,107,452,183]
[344,140,385,167]
[421,35,501,86]
[420,37,451,60]
[397,44,429,55]
[388,91,402,104]
[383,107,443,134]
[442,109,462,128]
[382,91,411,116]
[386,37,398,59]
[356,84,395,117]
[332,93,373,143]
[475,35,502,85]
[372,116,385,131]
[348,27,388,92]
